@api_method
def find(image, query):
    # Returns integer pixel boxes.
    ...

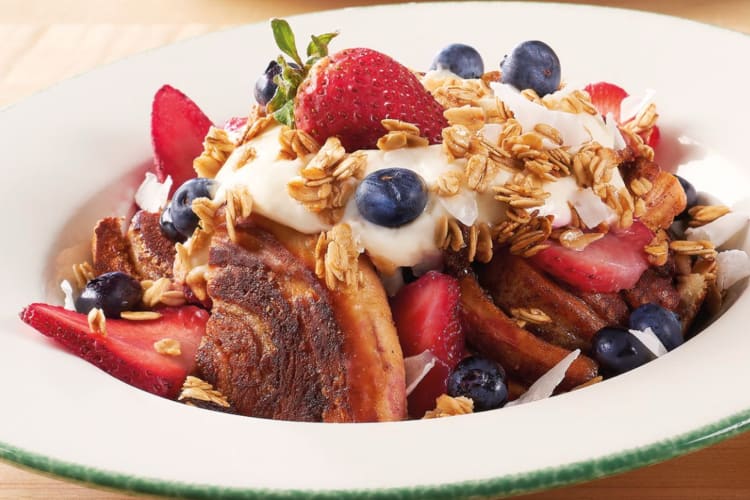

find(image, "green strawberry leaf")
[271,18,303,67]
[273,100,295,127]
[306,32,339,60]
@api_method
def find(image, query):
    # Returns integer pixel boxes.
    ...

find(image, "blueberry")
[254,60,282,107]
[629,303,683,351]
[447,356,508,411]
[675,175,698,219]
[75,272,143,318]
[500,40,561,97]
[592,327,656,376]
[159,206,185,243]
[429,43,484,79]
[355,168,428,228]
[168,178,218,239]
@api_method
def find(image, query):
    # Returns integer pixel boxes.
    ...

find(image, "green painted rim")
[2,406,750,499]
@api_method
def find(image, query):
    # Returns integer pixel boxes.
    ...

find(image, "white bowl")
[2,2,750,498]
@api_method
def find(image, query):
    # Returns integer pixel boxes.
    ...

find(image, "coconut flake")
[438,191,478,227]
[404,350,438,396]
[490,83,614,150]
[506,349,580,407]
[569,187,617,228]
[716,249,750,291]
[60,280,75,311]
[134,172,172,212]
[685,212,749,248]
[619,89,656,123]
[629,327,668,357]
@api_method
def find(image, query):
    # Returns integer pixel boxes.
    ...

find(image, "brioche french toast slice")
[458,271,599,390]
[195,216,406,422]
[92,216,138,277]
[621,158,687,231]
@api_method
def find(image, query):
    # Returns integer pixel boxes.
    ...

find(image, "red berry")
[223,116,247,135]
[20,304,208,399]
[151,85,213,195]
[294,48,448,151]
[390,271,465,418]
[584,81,628,122]
[529,221,654,293]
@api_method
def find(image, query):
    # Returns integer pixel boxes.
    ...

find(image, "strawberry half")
[529,221,654,293]
[20,304,208,399]
[151,85,213,195]
[584,81,660,148]
[391,271,465,418]
[265,19,447,151]
[294,48,448,151]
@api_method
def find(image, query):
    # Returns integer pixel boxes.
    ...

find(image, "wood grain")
[2,0,749,498]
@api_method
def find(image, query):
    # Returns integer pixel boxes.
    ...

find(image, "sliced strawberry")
[151,85,213,195]
[20,304,208,399]
[294,48,448,151]
[583,81,628,123]
[529,221,654,293]
[391,271,465,418]
[223,116,247,135]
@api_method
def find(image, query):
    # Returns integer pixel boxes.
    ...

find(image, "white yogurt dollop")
[213,80,627,269]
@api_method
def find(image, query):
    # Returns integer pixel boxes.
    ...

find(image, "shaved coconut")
[490,83,615,150]
[569,187,617,228]
[716,250,750,291]
[506,349,580,407]
[620,89,656,123]
[438,190,478,227]
[604,112,627,150]
[479,123,503,144]
[629,327,668,357]
[60,280,75,311]
[135,172,172,212]
[404,350,438,396]
[685,212,748,248]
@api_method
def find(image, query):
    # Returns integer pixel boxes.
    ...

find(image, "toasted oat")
[465,154,497,193]
[435,170,463,197]
[142,277,173,307]
[443,106,485,131]
[558,228,605,251]
[120,310,162,321]
[430,78,492,109]
[521,88,542,104]
[239,113,275,145]
[72,261,95,289]
[87,307,106,335]
[179,376,230,408]
[423,394,474,419]
[493,209,553,257]
[478,97,515,124]
[493,182,549,208]
[623,103,659,135]
[473,222,494,263]
[377,120,430,150]
[629,177,653,197]
[194,126,235,178]
[279,126,321,160]
[687,205,731,228]
[510,307,552,324]
[481,70,501,85]
[315,223,361,290]
[670,239,717,257]
[442,124,473,159]
[674,253,693,276]
[435,216,466,252]
[192,197,218,233]
[619,126,654,161]
[533,123,564,146]
[645,231,670,267]
[153,338,181,356]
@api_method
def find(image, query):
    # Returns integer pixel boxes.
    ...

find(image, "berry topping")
[151,85,213,195]
[254,60,282,107]
[676,175,698,219]
[355,168,428,228]
[592,327,656,376]
[391,271,465,418]
[447,356,508,411]
[20,304,209,399]
[167,178,218,239]
[74,272,143,318]
[159,206,185,243]
[429,43,484,79]
[500,40,561,97]
[629,303,683,351]
[529,221,654,293]
[265,19,448,151]
[583,82,628,122]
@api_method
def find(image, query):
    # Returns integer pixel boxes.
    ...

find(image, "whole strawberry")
[265,19,447,151]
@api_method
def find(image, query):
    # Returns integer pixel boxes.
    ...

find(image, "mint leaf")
[273,100,295,127]
[271,18,303,67]
[306,31,339,59]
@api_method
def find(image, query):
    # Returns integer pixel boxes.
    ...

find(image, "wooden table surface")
[2,0,749,498]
